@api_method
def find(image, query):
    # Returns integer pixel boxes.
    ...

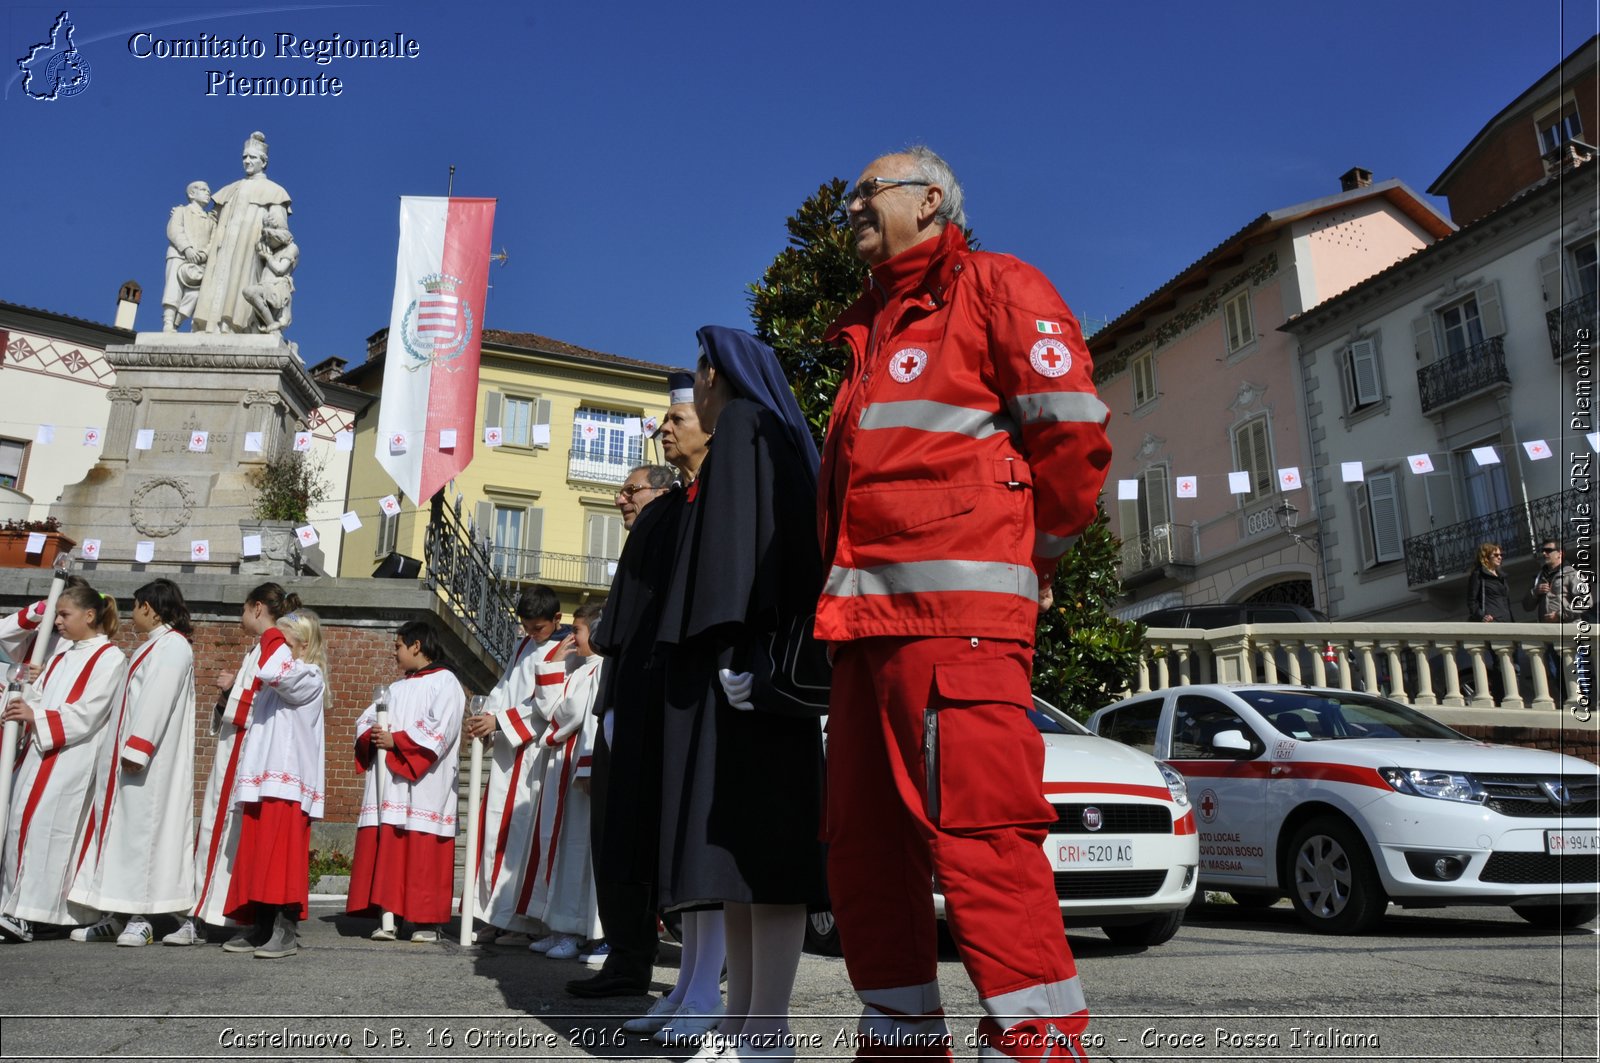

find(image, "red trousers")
[825,637,1088,1051]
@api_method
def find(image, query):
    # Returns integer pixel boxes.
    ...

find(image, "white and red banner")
[377,196,497,504]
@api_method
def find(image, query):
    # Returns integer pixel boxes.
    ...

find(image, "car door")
[1164,693,1270,883]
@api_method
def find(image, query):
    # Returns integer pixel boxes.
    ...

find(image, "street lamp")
[1274,499,1320,548]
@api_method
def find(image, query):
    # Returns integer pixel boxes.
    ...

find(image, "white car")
[805,697,1199,952]
[1088,684,1600,933]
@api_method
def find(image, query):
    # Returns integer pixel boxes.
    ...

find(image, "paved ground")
[0,898,1594,1061]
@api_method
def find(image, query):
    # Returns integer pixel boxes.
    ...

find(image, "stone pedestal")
[53,333,325,572]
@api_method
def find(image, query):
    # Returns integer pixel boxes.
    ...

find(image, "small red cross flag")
[340,511,363,533]
[190,540,209,561]
[293,431,312,452]
[189,431,208,453]
[1277,467,1301,491]
[1522,439,1552,460]
[1408,453,1435,474]
[83,427,101,446]
[388,431,409,455]
[581,422,600,441]
[1176,477,1197,498]
[484,426,503,447]
[379,494,401,516]
[296,525,319,547]
[642,415,660,436]
[80,539,101,560]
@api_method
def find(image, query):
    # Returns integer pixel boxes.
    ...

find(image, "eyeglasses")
[1541,547,1560,554]
[618,483,657,499]
[843,177,931,207]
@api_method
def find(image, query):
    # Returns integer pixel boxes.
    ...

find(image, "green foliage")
[1032,504,1147,720]
[748,183,1141,717]
[307,847,352,886]
[249,447,330,523]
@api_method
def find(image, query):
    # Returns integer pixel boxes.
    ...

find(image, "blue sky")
[1,1,1592,371]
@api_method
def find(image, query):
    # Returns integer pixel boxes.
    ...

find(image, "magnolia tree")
[747,180,1143,719]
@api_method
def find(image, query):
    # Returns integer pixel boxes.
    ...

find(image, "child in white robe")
[222,609,327,959]
[174,582,300,945]
[348,621,464,942]
[462,583,569,944]
[0,583,127,943]
[68,579,198,946]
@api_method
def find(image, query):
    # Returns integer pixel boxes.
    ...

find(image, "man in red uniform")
[818,147,1112,1062]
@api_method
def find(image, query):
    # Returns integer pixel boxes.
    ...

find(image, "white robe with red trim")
[234,646,326,819]
[0,635,126,925]
[69,626,197,915]
[192,640,269,926]
[355,668,464,837]
[524,655,602,938]
[475,635,566,932]
[0,601,56,669]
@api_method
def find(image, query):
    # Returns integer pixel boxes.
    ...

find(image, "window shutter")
[1476,281,1505,338]
[1539,252,1565,305]
[1411,314,1437,363]
[525,506,543,552]
[474,501,494,545]
[1118,497,1141,542]
[1349,340,1382,406]
[1423,455,1456,528]
[485,391,503,433]
[1367,473,1403,563]
[1146,467,1171,529]
[535,399,552,448]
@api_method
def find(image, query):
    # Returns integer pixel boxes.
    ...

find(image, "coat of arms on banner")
[401,273,475,372]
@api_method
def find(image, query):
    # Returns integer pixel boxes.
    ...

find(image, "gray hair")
[904,145,966,230]
[629,464,676,489]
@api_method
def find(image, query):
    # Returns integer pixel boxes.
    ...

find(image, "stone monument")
[162,181,214,332]
[192,130,294,335]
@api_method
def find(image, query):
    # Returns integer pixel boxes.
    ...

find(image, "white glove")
[718,668,755,711]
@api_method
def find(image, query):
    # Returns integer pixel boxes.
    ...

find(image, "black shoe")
[565,967,652,998]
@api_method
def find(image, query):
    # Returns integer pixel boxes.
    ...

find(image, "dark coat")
[654,398,827,909]
[1467,565,1514,623]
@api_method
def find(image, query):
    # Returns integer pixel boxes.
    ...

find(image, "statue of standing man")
[162,180,215,331]
[192,131,293,335]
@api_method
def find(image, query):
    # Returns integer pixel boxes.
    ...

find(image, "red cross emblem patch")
[888,347,928,383]
[1029,338,1071,378]
[1198,788,1218,823]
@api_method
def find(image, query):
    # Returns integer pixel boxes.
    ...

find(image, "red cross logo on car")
[1198,788,1218,823]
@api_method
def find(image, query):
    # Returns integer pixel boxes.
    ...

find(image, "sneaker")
[409,926,441,943]
[0,913,32,944]
[579,941,611,966]
[70,915,125,943]
[528,932,564,953]
[494,930,531,946]
[545,935,581,960]
[622,995,681,1035]
[654,1004,725,1046]
[117,918,154,947]
[473,926,500,945]
[369,925,398,942]
[254,910,299,959]
[163,919,202,946]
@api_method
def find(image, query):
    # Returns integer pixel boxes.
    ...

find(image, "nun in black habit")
[654,325,826,1058]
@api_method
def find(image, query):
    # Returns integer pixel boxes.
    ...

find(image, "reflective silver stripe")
[1035,531,1079,559]
[860,400,1020,441]
[982,976,1089,1024]
[859,980,943,1014]
[1007,391,1110,426]
[825,560,1038,601]
[859,981,949,1042]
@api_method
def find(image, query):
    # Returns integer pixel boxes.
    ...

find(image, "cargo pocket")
[923,657,1054,831]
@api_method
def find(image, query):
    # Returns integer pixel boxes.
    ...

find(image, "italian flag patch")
[1036,320,1062,334]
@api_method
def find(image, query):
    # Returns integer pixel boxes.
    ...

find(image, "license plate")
[1051,837,1135,869]
[1545,829,1600,855]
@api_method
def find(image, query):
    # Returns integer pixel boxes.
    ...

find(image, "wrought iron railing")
[1546,290,1597,360]
[490,546,618,589]
[1402,489,1586,586]
[422,494,519,668]
[1118,522,1195,577]
[1416,336,1509,413]
[567,453,632,487]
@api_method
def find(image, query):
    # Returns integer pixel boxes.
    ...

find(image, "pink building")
[1090,170,1453,617]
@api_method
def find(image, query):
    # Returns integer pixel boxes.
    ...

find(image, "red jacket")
[816,226,1111,642]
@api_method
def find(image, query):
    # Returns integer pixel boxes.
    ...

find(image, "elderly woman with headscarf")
[653,326,826,1063]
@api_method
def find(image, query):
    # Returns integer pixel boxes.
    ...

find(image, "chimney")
[310,356,348,383]
[114,280,141,330]
[1339,167,1373,192]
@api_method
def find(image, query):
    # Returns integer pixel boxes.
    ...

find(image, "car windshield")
[1030,697,1090,736]
[1239,690,1466,741]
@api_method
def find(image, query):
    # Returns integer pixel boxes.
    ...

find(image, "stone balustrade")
[1133,622,1592,719]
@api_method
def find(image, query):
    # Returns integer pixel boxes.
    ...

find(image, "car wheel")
[1102,910,1183,947]
[1511,902,1600,930]
[1286,816,1387,934]
[804,909,842,956]
[1228,889,1281,909]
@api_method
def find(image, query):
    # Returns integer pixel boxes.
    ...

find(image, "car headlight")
[1156,761,1189,807]
[1379,767,1486,804]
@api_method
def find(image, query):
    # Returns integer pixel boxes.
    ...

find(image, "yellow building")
[337,327,677,608]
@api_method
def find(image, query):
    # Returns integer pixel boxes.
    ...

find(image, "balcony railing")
[1402,489,1584,586]
[1416,336,1509,413]
[490,546,618,589]
[567,453,632,487]
[1118,522,1195,580]
[1546,290,1597,360]
[1132,621,1591,714]
[422,494,519,668]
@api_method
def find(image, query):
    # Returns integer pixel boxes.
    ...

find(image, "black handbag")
[749,614,832,716]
